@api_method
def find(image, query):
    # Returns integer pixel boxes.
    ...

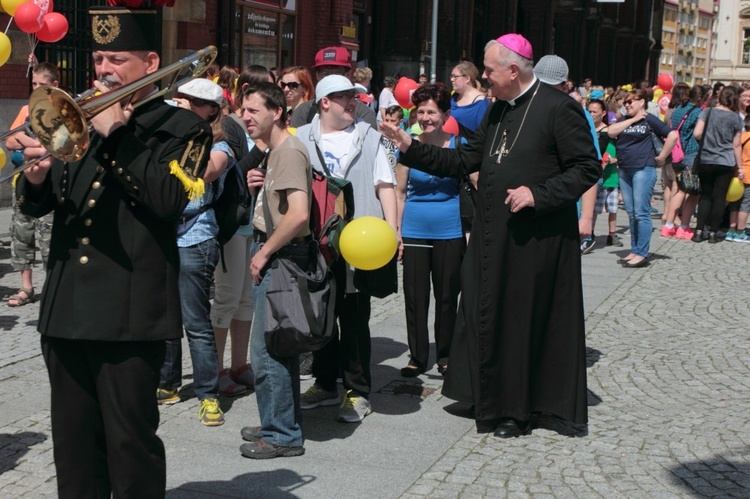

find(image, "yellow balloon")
[653,88,664,101]
[339,216,397,270]
[0,148,6,169]
[726,177,744,202]
[1,0,25,16]
[0,32,10,67]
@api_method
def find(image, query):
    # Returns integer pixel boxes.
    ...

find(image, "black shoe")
[580,236,595,255]
[708,231,721,243]
[400,362,425,378]
[240,439,305,459]
[476,419,499,434]
[437,364,448,376]
[622,258,649,268]
[692,230,704,242]
[240,426,262,442]
[493,418,531,438]
[299,352,313,380]
[616,258,632,264]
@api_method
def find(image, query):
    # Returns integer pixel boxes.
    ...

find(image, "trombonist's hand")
[20,135,52,186]
[89,80,133,138]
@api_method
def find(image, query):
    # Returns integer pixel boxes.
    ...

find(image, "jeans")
[249,241,303,448]
[619,166,657,258]
[160,239,220,400]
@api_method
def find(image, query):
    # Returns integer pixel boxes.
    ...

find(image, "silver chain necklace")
[489,83,540,165]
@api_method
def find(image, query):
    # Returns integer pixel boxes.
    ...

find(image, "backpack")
[311,145,355,266]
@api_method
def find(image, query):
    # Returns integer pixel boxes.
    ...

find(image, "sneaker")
[240,426,263,442]
[724,231,737,242]
[299,352,313,381]
[660,225,677,238]
[337,390,372,423]
[606,234,623,247]
[156,388,180,405]
[675,226,694,240]
[240,439,305,459]
[300,385,341,410]
[708,232,720,244]
[580,236,595,255]
[692,230,705,243]
[733,232,750,243]
[198,398,225,426]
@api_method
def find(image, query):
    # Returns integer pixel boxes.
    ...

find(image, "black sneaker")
[692,230,704,243]
[580,236,595,255]
[240,439,305,459]
[708,232,720,244]
[606,234,623,247]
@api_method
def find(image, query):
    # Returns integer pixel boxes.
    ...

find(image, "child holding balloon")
[728,114,750,242]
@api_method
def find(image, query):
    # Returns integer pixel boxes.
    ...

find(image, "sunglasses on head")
[280,81,301,90]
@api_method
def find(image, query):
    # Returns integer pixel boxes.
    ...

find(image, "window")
[743,28,750,64]
[239,1,297,70]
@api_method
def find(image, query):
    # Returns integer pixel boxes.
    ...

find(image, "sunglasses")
[328,91,355,101]
[179,94,213,107]
[449,74,465,79]
[279,81,301,90]
[623,98,641,106]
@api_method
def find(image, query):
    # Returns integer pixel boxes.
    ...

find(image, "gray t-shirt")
[699,107,742,167]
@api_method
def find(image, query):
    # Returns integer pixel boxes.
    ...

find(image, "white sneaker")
[337,390,372,423]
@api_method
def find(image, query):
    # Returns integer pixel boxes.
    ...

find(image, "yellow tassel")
[169,160,205,201]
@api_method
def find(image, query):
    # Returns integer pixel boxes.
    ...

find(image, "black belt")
[253,232,310,244]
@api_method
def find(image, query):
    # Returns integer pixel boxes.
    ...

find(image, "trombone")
[0,45,217,184]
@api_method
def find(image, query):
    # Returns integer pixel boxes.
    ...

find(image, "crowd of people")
[5,4,750,497]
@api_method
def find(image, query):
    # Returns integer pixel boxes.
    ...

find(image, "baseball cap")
[315,75,364,103]
[534,55,569,86]
[312,46,352,69]
[496,33,533,60]
[589,89,605,99]
[177,78,223,106]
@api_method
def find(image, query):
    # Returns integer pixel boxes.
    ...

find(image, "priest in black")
[380,34,600,437]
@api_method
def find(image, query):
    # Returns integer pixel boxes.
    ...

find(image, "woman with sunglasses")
[607,88,678,267]
[278,66,314,122]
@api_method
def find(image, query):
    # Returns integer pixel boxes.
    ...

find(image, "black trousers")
[696,163,734,231]
[402,236,465,368]
[42,336,167,499]
[312,258,372,397]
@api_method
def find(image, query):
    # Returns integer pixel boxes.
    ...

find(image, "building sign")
[341,21,356,39]
[247,11,277,37]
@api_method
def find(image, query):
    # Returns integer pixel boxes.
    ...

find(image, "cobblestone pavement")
[1,206,750,497]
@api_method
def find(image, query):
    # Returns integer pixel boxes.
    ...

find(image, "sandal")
[7,287,35,307]
[218,369,247,397]
[231,364,255,388]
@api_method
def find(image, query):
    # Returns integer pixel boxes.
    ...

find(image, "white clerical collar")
[506,76,538,107]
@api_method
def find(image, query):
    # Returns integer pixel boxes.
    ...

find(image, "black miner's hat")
[90,7,157,52]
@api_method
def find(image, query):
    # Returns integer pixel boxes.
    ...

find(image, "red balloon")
[14,1,44,34]
[36,12,68,43]
[394,77,418,109]
[657,73,674,92]
[443,116,459,136]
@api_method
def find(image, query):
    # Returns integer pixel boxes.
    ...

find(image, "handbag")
[677,109,711,195]
[261,189,336,358]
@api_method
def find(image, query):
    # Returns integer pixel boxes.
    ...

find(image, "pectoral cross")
[494,129,509,165]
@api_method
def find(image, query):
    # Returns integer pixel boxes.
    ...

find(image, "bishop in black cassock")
[382,34,600,437]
